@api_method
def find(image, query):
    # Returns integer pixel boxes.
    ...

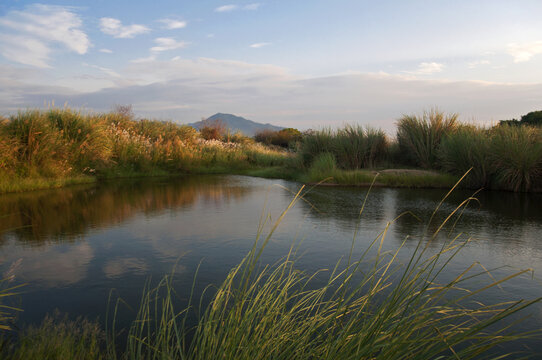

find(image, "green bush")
[520,110,542,126]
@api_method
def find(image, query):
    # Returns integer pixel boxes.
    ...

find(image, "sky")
[1,0,542,131]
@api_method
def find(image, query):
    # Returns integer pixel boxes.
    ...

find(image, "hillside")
[189,113,283,137]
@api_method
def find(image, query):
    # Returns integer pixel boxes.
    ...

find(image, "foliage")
[199,119,227,141]
[498,110,542,127]
[306,152,336,182]
[109,186,541,359]
[489,125,542,191]
[254,128,302,148]
[396,109,458,168]
[0,109,291,193]
[300,125,388,170]
[520,110,542,126]
[438,125,493,188]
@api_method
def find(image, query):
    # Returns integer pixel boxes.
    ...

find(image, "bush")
[199,119,226,141]
[254,128,302,148]
[520,110,542,126]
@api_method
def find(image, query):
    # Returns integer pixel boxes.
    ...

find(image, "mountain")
[189,113,283,137]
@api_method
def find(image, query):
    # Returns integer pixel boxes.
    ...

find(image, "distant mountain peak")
[189,113,283,136]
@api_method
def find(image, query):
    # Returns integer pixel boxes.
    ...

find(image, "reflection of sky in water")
[0,175,541,351]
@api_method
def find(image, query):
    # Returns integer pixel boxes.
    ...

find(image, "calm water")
[1,175,542,354]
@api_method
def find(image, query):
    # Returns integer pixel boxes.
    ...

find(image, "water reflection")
[0,175,541,350]
[0,175,253,246]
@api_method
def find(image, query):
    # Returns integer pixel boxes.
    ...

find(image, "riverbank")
[0,167,461,195]
[1,108,540,194]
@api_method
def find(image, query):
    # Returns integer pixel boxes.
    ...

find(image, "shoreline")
[0,167,461,195]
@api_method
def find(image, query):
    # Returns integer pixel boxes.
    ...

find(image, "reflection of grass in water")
[0,176,254,246]
[3,180,542,359]
[2,311,103,360]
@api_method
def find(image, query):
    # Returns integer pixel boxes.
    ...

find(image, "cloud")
[0,4,89,67]
[214,4,260,12]
[508,41,542,63]
[468,60,490,69]
[244,3,261,10]
[0,35,51,68]
[0,242,94,287]
[250,42,271,48]
[99,48,113,54]
[99,17,150,38]
[215,5,238,12]
[103,257,149,279]
[130,55,157,63]
[405,62,444,75]
[83,63,121,77]
[3,58,542,133]
[150,37,188,52]
[159,18,187,29]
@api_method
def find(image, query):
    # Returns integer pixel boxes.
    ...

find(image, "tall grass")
[438,125,493,188]
[107,184,541,359]
[301,125,388,170]
[397,109,458,169]
[489,125,542,192]
[0,108,292,193]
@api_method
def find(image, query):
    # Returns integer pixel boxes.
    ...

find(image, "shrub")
[199,119,226,141]
[254,128,302,148]
[520,110,542,126]
[396,109,458,169]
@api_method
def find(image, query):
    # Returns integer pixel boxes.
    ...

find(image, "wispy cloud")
[508,41,542,63]
[159,18,187,30]
[215,5,237,12]
[250,42,271,48]
[99,48,113,54]
[405,62,444,75]
[130,55,157,63]
[0,35,51,68]
[214,4,261,12]
[150,37,188,52]
[99,17,150,38]
[0,4,89,68]
[83,63,121,77]
[244,3,261,10]
[468,60,490,69]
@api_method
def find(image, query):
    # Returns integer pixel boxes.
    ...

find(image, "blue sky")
[1,1,542,131]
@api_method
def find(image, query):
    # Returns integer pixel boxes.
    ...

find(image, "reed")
[0,109,292,193]
[438,125,492,188]
[488,125,542,192]
[109,184,541,359]
[397,109,458,169]
[301,125,388,170]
